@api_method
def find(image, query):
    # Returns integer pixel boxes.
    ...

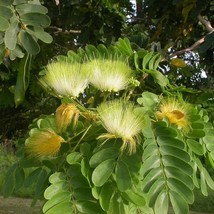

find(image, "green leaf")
[2,164,17,197]
[186,139,204,155]
[97,44,109,58]
[80,143,91,157]
[147,178,165,207]
[141,168,162,193]
[157,136,184,149]
[73,188,94,201]
[44,181,69,200]
[43,191,71,213]
[26,27,53,43]
[121,189,146,206]
[169,190,189,214]
[92,159,116,187]
[160,145,190,162]
[200,169,208,196]
[154,190,168,214]
[4,19,19,50]
[142,52,153,70]
[13,0,28,5]
[155,127,178,138]
[66,152,82,165]
[147,69,169,87]
[203,167,214,190]
[162,155,193,176]
[168,178,194,204]
[16,3,48,15]
[76,201,105,214]
[35,168,48,196]
[24,168,43,187]
[165,166,194,190]
[0,0,13,6]
[19,30,40,55]
[137,91,159,107]
[99,183,114,211]
[20,13,51,27]
[141,155,160,176]
[115,160,132,192]
[49,172,67,184]
[0,6,13,19]
[186,129,205,138]
[0,16,9,31]
[14,166,25,190]
[116,38,133,56]
[89,147,119,168]
[45,201,73,214]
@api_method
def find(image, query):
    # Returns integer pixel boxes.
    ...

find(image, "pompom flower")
[25,129,65,158]
[83,59,132,92]
[40,62,89,98]
[55,103,80,132]
[97,100,144,154]
[156,98,191,132]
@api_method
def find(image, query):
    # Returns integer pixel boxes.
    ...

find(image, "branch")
[197,14,214,32]
[170,14,214,57]
[170,36,205,57]
[49,26,81,35]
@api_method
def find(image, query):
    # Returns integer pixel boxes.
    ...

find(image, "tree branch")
[197,14,214,32]
[170,14,214,57]
[49,26,81,35]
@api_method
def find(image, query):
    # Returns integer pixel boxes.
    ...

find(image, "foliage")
[3,38,214,214]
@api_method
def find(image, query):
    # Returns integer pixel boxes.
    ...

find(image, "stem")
[72,124,92,152]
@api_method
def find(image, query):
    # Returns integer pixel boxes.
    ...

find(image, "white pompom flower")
[97,99,144,154]
[83,59,133,92]
[40,62,89,98]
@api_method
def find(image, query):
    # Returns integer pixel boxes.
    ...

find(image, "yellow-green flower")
[25,129,65,158]
[97,100,144,154]
[156,98,191,132]
[55,103,80,132]
[40,62,89,98]
[83,59,132,92]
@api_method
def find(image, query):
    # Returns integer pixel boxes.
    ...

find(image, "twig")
[170,14,214,57]
[49,26,81,34]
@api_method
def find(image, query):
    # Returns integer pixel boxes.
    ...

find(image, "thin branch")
[170,36,205,57]
[197,14,214,32]
[49,26,81,35]
[170,14,214,57]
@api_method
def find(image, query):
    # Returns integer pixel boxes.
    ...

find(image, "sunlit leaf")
[154,190,168,214]
[45,201,73,214]
[186,139,204,155]
[43,191,71,213]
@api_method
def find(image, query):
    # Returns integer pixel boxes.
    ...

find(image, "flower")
[83,59,132,92]
[97,99,144,154]
[25,129,65,158]
[156,98,191,131]
[40,62,89,98]
[55,103,80,132]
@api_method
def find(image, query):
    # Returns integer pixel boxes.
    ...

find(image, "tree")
[1,2,214,213]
